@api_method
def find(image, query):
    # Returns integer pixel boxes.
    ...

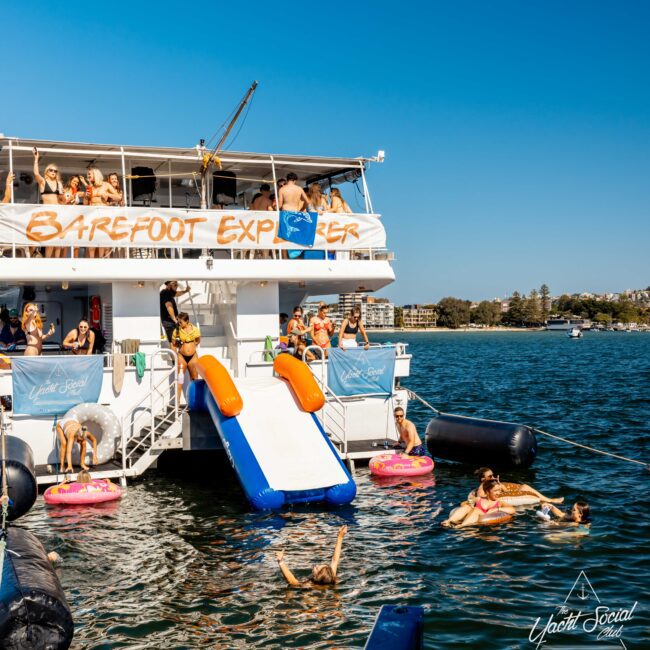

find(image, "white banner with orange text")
[0,205,385,250]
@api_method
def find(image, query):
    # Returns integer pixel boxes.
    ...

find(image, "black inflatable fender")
[0,527,74,649]
[0,436,38,520]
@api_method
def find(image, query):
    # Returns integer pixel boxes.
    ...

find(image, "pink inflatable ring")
[369,453,434,477]
[44,479,122,505]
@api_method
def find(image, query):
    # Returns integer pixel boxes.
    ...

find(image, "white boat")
[567,327,582,338]
[0,135,410,493]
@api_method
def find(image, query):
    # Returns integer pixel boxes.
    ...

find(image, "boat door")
[38,300,63,345]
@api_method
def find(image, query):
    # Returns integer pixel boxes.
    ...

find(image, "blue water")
[20,331,650,648]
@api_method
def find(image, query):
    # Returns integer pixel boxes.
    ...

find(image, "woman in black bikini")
[62,319,95,355]
[337,307,369,350]
[33,147,64,258]
[172,312,201,391]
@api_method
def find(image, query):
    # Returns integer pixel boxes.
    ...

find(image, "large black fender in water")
[426,413,537,469]
[0,527,74,649]
[0,436,38,520]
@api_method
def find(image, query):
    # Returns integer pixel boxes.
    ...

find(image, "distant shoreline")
[366,327,546,333]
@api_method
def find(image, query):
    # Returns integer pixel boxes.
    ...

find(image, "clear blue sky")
[2,1,648,303]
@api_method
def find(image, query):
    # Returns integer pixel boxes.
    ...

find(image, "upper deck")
[0,137,393,291]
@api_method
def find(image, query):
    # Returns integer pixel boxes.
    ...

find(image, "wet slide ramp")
[188,355,356,510]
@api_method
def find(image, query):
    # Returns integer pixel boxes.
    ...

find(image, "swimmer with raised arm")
[541,501,590,527]
[275,525,348,588]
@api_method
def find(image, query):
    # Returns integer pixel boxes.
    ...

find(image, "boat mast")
[200,80,259,209]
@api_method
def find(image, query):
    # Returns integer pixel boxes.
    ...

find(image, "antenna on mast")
[200,80,259,209]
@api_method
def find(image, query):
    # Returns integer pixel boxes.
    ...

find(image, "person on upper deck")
[337,307,369,350]
[22,303,55,356]
[289,328,316,362]
[33,148,65,258]
[62,319,95,355]
[278,173,310,212]
[106,173,125,206]
[62,175,85,206]
[250,184,273,211]
[272,179,286,210]
[2,172,14,203]
[160,281,191,343]
[85,167,122,258]
[306,183,328,213]
[0,309,26,351]
[329,188,352,213]
[308,302,335,354]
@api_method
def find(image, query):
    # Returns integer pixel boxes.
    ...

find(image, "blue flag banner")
[12,356,104,415]
[327,347,396,397]
[278,211,318,247]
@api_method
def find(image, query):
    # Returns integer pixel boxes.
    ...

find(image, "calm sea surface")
[20,331,650,649]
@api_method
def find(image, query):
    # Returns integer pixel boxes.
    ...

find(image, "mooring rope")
[532,427,648,469]
[406,389,440,415]
[406,388,647,470]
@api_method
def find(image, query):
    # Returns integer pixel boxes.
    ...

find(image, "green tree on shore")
[506,292,524,325]
[540,284,551,322]
[437,297,471,328]
[524,289,542,325]
[472,300,502,326]
[394,307,404,328]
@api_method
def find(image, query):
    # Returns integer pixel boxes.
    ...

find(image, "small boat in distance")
[567,327,582,338]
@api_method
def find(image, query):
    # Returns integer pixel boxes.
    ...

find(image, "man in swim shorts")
[393,407,427,456]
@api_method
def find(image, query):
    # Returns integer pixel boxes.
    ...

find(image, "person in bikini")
[278,172,310,212]
[106,173,125,206]
[276,525,348,588]
[22,303,55,356]
[287,306,308,337]
[454,479,516,528]
[337,307,369,350]
[84,167,122,258]
[56,417,99,474]
[393,407,428,456]
[308,302,335,355]
[62,319,95,355]
[328,188,352,213]
[289,328,316,362]
[172,312,201,394]
[33,147,64,258]
[441,467,564,527]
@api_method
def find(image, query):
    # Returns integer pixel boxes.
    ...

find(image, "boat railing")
[120,348,178,472]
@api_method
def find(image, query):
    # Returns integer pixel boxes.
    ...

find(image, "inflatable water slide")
[187,354,356,510]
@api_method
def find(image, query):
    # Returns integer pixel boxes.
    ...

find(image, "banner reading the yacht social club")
[12,356,104,415]
[0,205,386,250]
[327,347,396,397]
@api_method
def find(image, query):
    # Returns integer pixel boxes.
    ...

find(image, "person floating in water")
[451,479,516,528]
[541,501,590,527]
[441,467,564,527]
[393,407,427,456]
[275,525,348,587]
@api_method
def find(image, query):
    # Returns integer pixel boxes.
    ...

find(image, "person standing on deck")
[160,281,191,343]
[278,173,310,212]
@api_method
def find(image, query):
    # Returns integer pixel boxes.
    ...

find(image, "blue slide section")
[187,379,356,511]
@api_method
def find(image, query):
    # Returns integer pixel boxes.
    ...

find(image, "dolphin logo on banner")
[278,211,318,247]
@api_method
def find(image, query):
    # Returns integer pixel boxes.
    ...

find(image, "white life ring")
[63,403,121,464]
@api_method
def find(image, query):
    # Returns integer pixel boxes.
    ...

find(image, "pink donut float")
[369,453,434,477]
[44,479,122,505]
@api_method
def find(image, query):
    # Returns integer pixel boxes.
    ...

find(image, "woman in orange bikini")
[308,302,335,355]
[22,303,56,356]
[287,306,307,337]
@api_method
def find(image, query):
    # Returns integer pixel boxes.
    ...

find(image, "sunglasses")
[395,414,404,419]
[47,168,58,173]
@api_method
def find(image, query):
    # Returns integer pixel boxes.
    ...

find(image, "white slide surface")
[234,377,348,491]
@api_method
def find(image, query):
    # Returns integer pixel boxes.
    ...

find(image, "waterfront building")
[338,292,394,328]
[402,304,437,328]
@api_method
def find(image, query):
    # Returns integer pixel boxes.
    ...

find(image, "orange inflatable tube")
[197,355,243,417]
[0,354,11,370]
[273,354,325,413]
